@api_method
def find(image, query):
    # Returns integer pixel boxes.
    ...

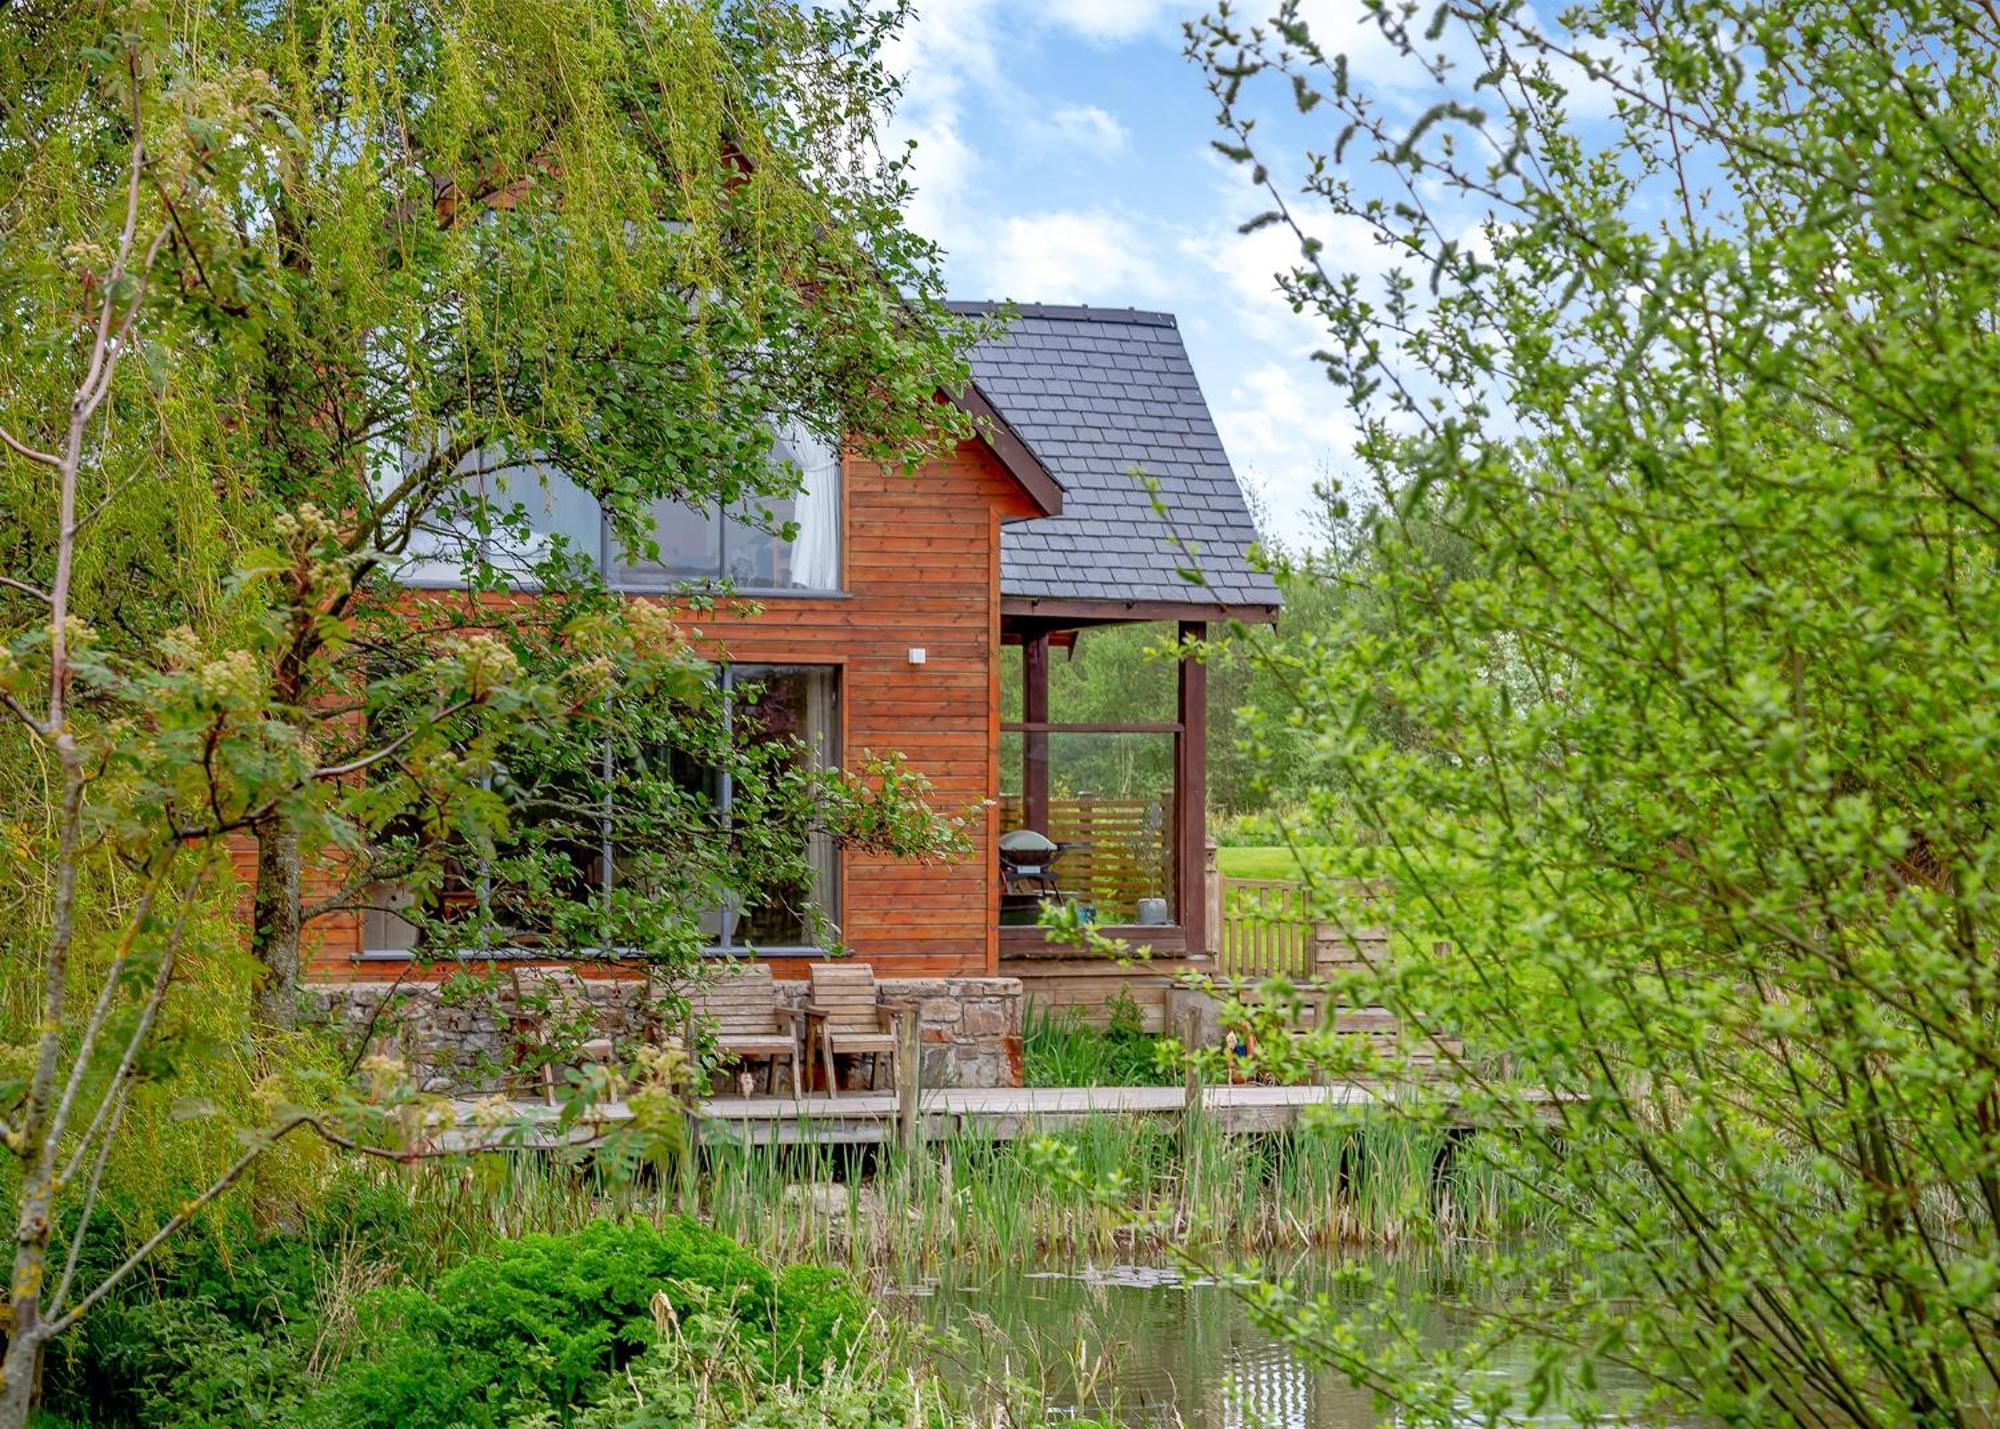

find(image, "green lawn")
[1216,845,1314,881]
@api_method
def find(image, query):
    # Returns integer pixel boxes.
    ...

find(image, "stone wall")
[302,974,658,1095]
[881,976,1022,1089]
[304,971,1024,1093]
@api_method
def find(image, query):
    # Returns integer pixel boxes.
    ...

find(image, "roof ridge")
[945,300,1179,329]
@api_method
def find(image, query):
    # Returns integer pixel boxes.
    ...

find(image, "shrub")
[78,1296,300,1428]
[301,1218,781,1428]
[769,1264,867,1379]
[1021,995,1174,1088]
[41,1170,412,1425]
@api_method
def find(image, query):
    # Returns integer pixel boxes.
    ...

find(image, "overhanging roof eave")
[1000,594,1281,628]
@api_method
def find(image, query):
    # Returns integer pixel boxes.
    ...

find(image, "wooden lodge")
[301,303,1281,1085]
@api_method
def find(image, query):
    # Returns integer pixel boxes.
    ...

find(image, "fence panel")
[1217,877,1313,978]
[998,794,1174,923]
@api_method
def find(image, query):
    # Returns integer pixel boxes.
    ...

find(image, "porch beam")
[1023,633,1051,834]
[1001,721,1182,735]
[1175,621,1208,955]
[1002,596,1280,626]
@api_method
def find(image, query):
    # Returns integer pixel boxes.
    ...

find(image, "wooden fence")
[1216,877,1314,978]
[997,794,1173,923]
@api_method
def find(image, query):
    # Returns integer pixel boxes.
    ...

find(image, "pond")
[896,1255,1611,1428]
[900,1257,1384,1427]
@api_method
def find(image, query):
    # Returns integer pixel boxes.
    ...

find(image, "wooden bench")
[805,963,896,1096]
[687,964,802,1099]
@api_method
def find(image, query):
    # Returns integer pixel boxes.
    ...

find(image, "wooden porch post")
[1176,621,1209,953]
[1023,633,1051,833]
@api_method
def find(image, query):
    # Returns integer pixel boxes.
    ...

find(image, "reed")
[694,1112,1538,1274]
[1020,998,1177,1088]
[355,1109,1541,1293]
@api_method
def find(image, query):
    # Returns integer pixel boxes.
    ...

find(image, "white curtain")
[803,667,840,937]
[783,422,842,590]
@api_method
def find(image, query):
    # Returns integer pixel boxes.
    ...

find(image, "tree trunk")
[0,1312,42,1429]
[251,819,304,1031]
[5,751,89,1424]
[1,1169,51,1429]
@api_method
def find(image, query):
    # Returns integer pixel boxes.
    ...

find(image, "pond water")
[894,1257,1405,1428]
[895,1256,1597,1428]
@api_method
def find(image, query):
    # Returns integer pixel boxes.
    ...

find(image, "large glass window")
[663,665,840,952]
[392,446,604,585]
[394,423,842,593]
[358,664,842,956]
[617,425,842,591]
[998,729,1177,926]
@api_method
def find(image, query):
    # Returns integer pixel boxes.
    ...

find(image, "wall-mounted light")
[907,647,927,666]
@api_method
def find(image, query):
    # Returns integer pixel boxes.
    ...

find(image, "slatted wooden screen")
[1217,877,1313,978]
[997,794,1174,922]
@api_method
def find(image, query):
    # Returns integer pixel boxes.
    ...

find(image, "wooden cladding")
[633,442,1037,978]
[308,435,1042,985]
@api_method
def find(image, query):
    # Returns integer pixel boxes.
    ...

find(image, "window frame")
[394,428,848,598]
[354,661,845,961]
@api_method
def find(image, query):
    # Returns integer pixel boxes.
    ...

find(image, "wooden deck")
[700,1083,1400,1145]
[444,1082,1479,1150]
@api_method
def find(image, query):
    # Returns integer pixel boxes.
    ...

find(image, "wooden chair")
[686,964,802,1099]
[506,968,615,1106]
[804,963,895,1096]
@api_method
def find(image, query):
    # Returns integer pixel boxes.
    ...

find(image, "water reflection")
[900,1256,1645,1429]
[901,1258,1385,1428]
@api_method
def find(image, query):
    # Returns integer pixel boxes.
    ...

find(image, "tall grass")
[1020,996,1176,1088]
[303,1107,1534,1287]
[695,1112,1536,1276]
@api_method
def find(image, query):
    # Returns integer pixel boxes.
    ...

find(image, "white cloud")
[878,0,1008,262]
[1037,0,1178,43]
[1210,362,1360,542]
[1044,103,1129,155]
[1181,177,1404,353]
[982,210,1169,304]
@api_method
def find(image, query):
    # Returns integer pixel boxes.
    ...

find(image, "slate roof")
[952,302,1282,615]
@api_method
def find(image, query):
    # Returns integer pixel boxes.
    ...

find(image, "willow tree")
[216,0,980,1026]
[0,0,965,1414]
[1192,0,2000,1421]
[5,0,976,1033]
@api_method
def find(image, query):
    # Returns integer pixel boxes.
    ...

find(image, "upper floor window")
[393,422,843,594]
[617,425,841,591]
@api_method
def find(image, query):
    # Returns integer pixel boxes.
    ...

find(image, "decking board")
[435,1082,1535,1150]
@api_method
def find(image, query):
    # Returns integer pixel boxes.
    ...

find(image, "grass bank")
[40,1165,1122,1429]
[1216,844,1316,880]
[42,1094,1537,1424]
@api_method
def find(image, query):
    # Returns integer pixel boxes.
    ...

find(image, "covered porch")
[997,604,1215,963]
[950,301,1283,1021]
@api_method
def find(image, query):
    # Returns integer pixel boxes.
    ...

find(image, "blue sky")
[881,1,1638,552]
[882,1,1378,552]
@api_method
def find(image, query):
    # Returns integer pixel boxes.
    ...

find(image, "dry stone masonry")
[306,972,1023,1093]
